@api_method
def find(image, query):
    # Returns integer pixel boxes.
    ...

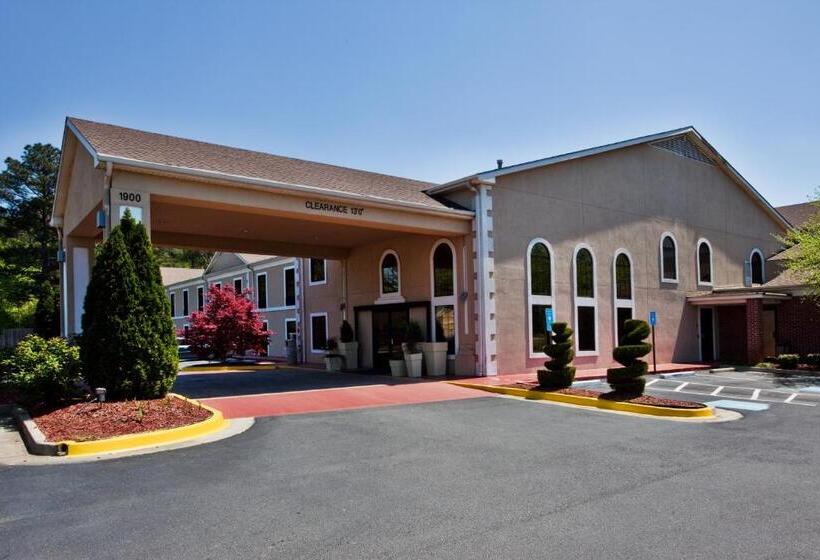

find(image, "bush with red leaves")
[186,285,270,362]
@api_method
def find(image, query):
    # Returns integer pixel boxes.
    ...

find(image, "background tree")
[154,247,214,269]
[187,285,270,362]
[778,191,820,297]
[0,143,61,329]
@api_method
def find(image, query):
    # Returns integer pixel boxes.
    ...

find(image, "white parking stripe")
[645,379,658,387]
[751,389,761,400]
[710,386,723,396]
[673,382,689,392]
[785,393,798,403]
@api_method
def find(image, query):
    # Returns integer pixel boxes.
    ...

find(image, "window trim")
[285,317,297,341]
[430,239,459,357]
[573,243,599,356]
[309,312,328,354]
[309,258,328,286]
[377,249,404,303]
[261,320,270,357]
[255,272,268,310]
[659,232,679,284]
[233,276,243,294]
[182,289,189,317]
[696,238,714,287]
[196,285,204,311]
[612,249,635,346]
[749,248,765,285]
[283,265,296,309]
[170,292,177,318]
[526,238,555,359]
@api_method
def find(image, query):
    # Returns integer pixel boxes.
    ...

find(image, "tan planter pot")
[405,353,423,378]
[389,359,406,377]
[338,341,359,370]
[421,342,448,377]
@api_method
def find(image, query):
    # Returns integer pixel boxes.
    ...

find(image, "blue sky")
[1,0,818,206]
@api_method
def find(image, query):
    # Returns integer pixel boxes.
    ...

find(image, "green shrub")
[33,276,60,338]
[405,321,423,354]
[805,354,820,368]
[776,354,800,369]
[538,322,576,388]
[607,319,652,395]
[340,320,355,343]
[0,335,81,403]
[81,213,177,400]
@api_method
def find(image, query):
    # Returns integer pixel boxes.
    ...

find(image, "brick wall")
[717,305,747,363]
[776,297,820,356]
[746,299,764,364]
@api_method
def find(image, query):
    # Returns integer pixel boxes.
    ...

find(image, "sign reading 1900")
[305,200,365,216]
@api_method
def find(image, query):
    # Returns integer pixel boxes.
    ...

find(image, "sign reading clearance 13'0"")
[305,199,365,216]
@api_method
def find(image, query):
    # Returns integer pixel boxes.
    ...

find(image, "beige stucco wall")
[63,148,104,236]
[491,143,785,373]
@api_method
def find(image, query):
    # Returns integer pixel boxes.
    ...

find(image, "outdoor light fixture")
[95,209,106,229]
[95,388,107,403]
[56,249,65,263]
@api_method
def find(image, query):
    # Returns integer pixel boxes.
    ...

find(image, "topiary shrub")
[805,354,820,369]
[340,320,355,343]
[776,354,800,369]
[537,322,576,389]
[607,319,652,395]
[405,321,423,354]
[1,335,81,403]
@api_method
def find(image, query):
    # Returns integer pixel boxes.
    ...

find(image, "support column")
[746,299,764,365]
[473,183,497,376]
[63,236,96,336]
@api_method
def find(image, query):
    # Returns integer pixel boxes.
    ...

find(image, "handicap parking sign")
[545,307,554,331]
[649,311,657,326]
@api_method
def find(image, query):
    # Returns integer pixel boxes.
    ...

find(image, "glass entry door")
[372,308,409,370]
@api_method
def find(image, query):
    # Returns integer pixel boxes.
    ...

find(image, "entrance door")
[762,309,776,357]
[699,307,715,363]
[372,308,409,370]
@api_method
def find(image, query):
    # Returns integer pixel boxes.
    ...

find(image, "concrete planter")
[389,359,406,377]
[324,355,344,372]
[338,341,359,370]
[405,353,423,378]
[421,342,449,377]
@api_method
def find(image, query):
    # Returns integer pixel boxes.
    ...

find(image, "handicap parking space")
[643,370,820,411]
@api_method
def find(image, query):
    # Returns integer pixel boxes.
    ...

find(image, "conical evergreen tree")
[119,213,178,397]
[80,226,143,398]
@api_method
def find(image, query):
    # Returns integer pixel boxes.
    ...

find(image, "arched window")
[613,250,634,345]
[750,249,764,285]
[660,233,678,282]
[574,245,597,354]
[697,239,713,285]
[431,241,457,355]
[380,251,400,296]
[527,239,554,356]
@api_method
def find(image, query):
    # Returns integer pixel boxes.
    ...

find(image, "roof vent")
[651,136,713,165]
[496,159,503,169]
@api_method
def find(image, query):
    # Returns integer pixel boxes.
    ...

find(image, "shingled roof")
[67,118,447,210]
[161,267,205,287]
[777,202,819,228]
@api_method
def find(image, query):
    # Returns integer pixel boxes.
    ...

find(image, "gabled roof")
[161,267,204,287]
[64,117,456,212]
[427,126,790,230]
[777,202,819,228]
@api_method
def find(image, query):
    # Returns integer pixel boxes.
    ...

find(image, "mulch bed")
[33,397,212,442]
[504,382,706,409]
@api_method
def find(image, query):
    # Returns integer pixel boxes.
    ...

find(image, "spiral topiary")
[607,319,652,395]
[537,322,576,389]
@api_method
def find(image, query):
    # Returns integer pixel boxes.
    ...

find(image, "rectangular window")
[256,273,267,309]
[311,314,328,353]
[577,306,596,352]
[434,305,456,355]
[183,324,190,341]
[197,286,204,311]
[310,258,326,285]
[616,307,633,346]
[182,289,189,316]
[284,267,296,307]
[261,321,269,356]
[214,282,221,290]
[233,277,242,294]
[531,304,552,354]
[285,318,297,341]
[170,293,176,317]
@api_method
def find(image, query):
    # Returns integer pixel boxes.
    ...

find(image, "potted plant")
[388,348,406,377]
[420,324,449,377]
[337,320,358,370]
[323,338,345,372]
[403,321,423,378]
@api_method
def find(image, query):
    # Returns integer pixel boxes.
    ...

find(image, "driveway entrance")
[173,366,483,419]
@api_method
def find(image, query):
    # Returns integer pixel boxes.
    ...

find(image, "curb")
[15,394,228,457]
[181,364,281,373]
[450,382,714,418]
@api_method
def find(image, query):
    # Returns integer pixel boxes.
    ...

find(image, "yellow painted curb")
[181,364,281,372]
[450,382,714,418]
[59,394,228,456]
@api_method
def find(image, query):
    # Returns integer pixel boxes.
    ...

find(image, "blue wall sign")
[545,307,554,331]
[649,311,657,326]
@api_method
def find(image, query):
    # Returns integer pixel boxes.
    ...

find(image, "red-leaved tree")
[187,285,270,361]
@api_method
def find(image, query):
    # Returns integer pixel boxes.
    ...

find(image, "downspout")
[299,258,307,363]
[55,224,68,337]
[103,162,113,237]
